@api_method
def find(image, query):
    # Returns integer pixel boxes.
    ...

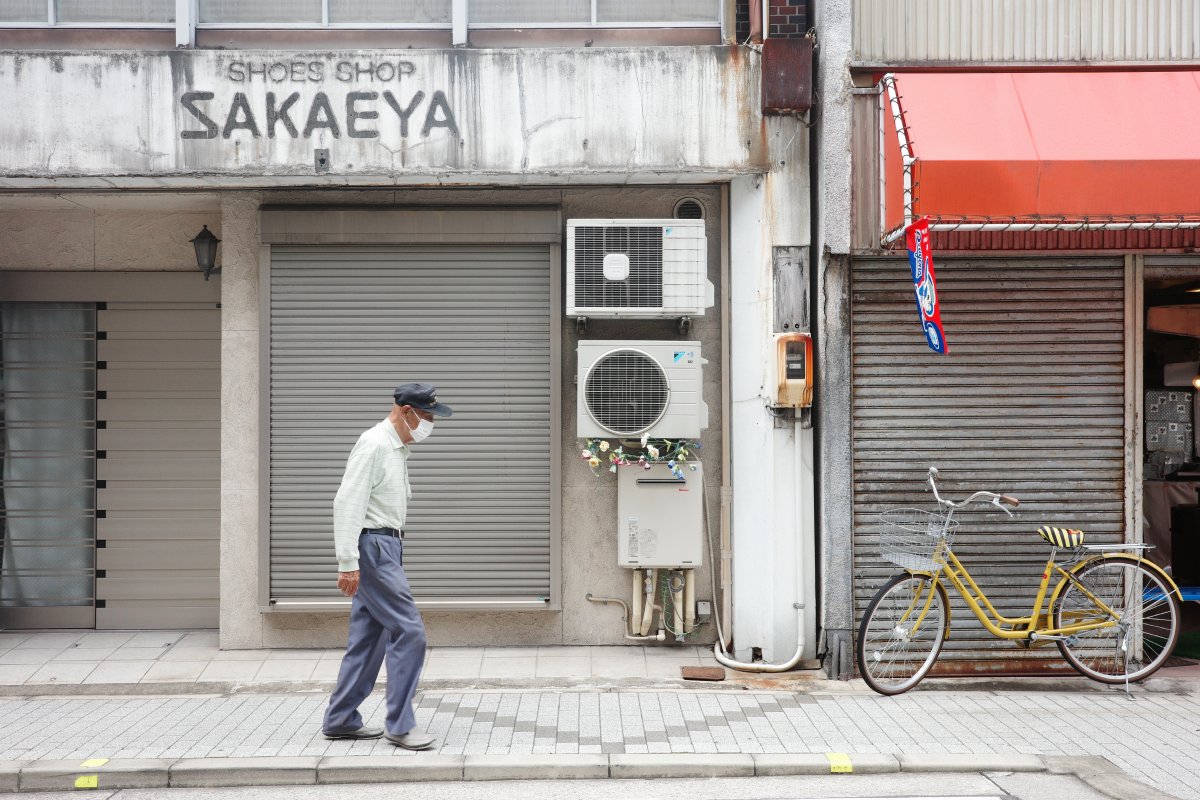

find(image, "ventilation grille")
[573,226,664,309]
[674,199,705,220]
[584,350,670,435]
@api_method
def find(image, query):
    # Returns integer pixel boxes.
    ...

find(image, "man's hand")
[337,570,360,597]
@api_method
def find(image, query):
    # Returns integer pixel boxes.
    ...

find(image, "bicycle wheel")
[857,572,948,695]
[1052,556,1181,684]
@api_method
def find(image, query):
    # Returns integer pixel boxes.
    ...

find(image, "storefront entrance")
[1142,257,1200,661]
[0,275,220,630]
[850,255,1129,673]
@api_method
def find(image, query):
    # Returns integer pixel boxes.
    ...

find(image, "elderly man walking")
[321,382,453,750]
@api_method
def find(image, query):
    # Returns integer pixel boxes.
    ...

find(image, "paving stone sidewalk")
[0,686,1197,799]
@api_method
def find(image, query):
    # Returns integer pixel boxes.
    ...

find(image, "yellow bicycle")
[857,466,1183,695]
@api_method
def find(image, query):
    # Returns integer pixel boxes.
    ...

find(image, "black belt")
[362,527,403,538]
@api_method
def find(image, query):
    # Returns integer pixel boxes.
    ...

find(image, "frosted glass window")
[470,0,589,24]
[199,0,322,24]
[330,0,450,24]
[0,303,96,610]
[56,0,173,23]
[0,1,48,22]
[598,0,720,23]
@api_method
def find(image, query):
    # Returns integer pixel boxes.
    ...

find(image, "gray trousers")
[323,533,427,736]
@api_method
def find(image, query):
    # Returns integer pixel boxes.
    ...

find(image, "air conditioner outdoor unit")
[566,219,713,318]
[577,341,708,439]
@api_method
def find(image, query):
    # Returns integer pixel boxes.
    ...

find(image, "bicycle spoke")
[1054,558,1180,684]
[857,573,946,695]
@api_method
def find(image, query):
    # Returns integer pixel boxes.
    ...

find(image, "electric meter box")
[774,332,813,408]
[616,461,704,568]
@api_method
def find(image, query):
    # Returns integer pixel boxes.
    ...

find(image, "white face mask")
[408,416,434,443]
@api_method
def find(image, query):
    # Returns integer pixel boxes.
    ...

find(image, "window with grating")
[4,0,174,23]
[584,349,670,435]
[199,0,321,23]
[573,226,663,309]
[329,0,450,24]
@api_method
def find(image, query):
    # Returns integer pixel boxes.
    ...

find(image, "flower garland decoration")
[579,434,700,481]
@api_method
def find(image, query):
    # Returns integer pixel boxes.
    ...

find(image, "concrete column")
[728,114,816,664]
[219,191,264,648]
[812,0,856,678]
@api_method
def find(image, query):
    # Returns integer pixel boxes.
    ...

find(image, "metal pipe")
[684,569,696,632]
[880,218,1200,247]
[629,568,643,636]
[585,594,666,641]
[671,574,685,636]
[748,0,762,43]
[881,74,914,230]
[719,182,734,649]
[639,568,658,636]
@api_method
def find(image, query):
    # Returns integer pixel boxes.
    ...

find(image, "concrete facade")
[0,49,766,185]
[0,44,817,656]
[811,0,855,678]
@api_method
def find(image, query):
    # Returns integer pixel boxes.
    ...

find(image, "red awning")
[882,71,1200,235]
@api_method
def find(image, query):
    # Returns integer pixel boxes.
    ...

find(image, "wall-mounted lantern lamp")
[191,225,221,280]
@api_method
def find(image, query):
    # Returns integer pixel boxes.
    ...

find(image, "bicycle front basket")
[877,508,957,572]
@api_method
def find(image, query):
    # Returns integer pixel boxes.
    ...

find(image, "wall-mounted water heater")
[774,332,813,408]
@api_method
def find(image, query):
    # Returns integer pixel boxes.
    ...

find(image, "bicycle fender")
[1047,553,1183,611]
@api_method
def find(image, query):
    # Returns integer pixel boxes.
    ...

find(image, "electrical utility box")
[617,461,704,568]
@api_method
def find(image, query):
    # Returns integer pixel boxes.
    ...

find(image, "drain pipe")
[705,426,807,673]
[719,183,734,649]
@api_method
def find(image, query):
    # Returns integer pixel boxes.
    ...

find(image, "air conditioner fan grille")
[584,350,670,435]
[573,226,664,309]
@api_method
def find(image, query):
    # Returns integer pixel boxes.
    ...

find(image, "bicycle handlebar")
[927,466,1018,516]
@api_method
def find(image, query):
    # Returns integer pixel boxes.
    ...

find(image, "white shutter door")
[851,256,1126,671]
[269,245,555,607]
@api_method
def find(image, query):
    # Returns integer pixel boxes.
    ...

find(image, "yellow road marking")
[80,759,108,768]
[74,775,98,789]
[826,752,853,773]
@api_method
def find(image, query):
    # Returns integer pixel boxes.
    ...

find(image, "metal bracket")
[575,316,588,335]
[677,316,692,335]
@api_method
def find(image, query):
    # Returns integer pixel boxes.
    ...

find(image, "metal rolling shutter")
[97,303,220,629]
[851,257,1126,671]
[269,245,553,607]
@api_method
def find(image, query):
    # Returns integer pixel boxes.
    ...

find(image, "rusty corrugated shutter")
[851,256,1126,673]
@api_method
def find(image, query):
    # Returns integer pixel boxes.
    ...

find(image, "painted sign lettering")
[179,60,459,142]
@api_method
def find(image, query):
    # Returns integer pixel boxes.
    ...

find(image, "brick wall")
[735,1,809,42]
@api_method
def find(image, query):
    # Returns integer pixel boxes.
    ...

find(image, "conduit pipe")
[584,594,665,641]
[719,184,734,649]
[706,421,808,673]
[670,575,685,635]
[683,569,696,632]
[629,568,643,631]
[638,568,658,636]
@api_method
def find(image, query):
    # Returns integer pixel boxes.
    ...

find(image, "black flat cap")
[393,382,453,417]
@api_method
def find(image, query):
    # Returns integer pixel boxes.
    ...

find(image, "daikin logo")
[673,351,693,363]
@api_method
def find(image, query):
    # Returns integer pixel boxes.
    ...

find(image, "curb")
[0,752,1172,796]
[5,675,1187,699]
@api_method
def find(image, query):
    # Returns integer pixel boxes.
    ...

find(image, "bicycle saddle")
[1037,526,1084,548]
